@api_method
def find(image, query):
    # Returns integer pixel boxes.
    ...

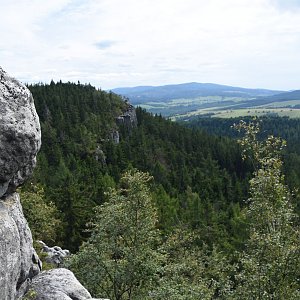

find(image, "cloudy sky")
[1,0,300,90]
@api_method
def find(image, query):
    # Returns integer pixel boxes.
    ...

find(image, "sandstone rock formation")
[0,67,41,197]
[0,67,107,300]
[30,268,108,300]
[113,103,137,144]
[0,67,42,299]
[116,103,137,130]
[0,193,41,300]
[38,240,70,267]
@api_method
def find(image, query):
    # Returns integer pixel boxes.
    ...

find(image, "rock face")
[30,268,108,300]
[0,67,41,197]
[113,103,137,144]
[116,103,137,130]
[0,67,42,299]
[0,193,41,300]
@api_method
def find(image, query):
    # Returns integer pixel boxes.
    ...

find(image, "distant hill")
[111,83,300,119]
[111,82,283,104]
[262,90,300,102]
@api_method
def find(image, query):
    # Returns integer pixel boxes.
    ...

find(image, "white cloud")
[1,0,300,89]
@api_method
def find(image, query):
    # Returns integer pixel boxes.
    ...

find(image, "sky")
[1,0,300,90]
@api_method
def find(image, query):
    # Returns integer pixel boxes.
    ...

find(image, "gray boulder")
[0,67,41,197]
[28,268,108,300]
[0,193,41,300]
[38,241,70,267]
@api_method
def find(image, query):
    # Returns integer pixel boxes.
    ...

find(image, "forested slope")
[185,116,300,193]
[26,82,251,252]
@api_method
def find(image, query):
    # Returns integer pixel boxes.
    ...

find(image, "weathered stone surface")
[29,268,108,300]
[116,103,137,130]
[0,67,41,197]
[0,193,40,300]
[38,241,70,267]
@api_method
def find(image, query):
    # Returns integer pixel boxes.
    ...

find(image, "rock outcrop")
[116,103,137,130]
[0,193,41,300]
[0,67,42,299]
[38,241,70,267]
[0,67,41,197]
[0,67,106,300]
[113,102,137,144]
[30,268,108,300]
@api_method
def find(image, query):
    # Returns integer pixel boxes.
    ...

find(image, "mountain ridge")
[111,82,285,104]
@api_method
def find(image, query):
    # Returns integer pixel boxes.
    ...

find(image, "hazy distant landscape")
[112,83,300,120]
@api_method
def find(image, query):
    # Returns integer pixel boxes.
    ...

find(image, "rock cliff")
[0,67,41,197]
[112,102,137,144]
[116,102,137,130]
[0,193,41,299]
[0,67,106,300]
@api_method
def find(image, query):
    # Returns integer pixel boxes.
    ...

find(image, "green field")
[139,96,249,117]
[136,93,300,120]
[172,108,300,121]
[213,108,300,118]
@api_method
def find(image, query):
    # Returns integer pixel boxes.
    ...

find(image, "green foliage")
[19,184,61,244]
[28,82,126,250]
[22,289,37,300]
[233,120,300,299]
[150,228,235,300]
[152,184,178,232]
[67,170,164,300]
[121,109,249,249]
[65,122,300,298]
